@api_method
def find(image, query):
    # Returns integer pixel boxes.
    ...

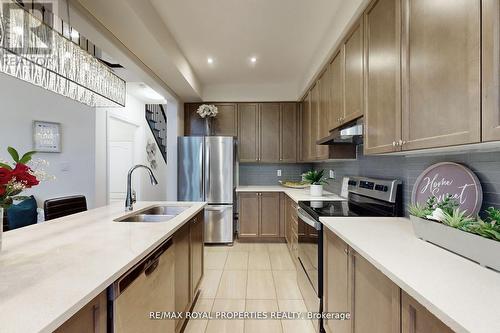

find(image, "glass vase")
[205,117,215,136]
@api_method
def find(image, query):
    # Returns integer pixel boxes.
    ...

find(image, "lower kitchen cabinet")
[284,195,298,264]
[324,228,453,333]
[174,211,204,332]
[54,292,107,333]
[324,229,351,333]
[238,192,280,240]
[190,212,204,299]
[402,292,453,333]
[352,251,400,333]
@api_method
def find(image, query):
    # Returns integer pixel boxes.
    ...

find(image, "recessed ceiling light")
[207,57,214,64]
[250,57,257,63]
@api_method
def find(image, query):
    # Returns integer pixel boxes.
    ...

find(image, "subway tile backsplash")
[239,163,313,185]
[315,145,500,215]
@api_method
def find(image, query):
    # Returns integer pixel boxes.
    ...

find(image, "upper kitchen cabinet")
[238,103,260,162]
[310,82,321,160]
[280,103,298,162]
[363,0,402,154]
[317,75,330,160]
[329,50,344,130]
[401,0,481,150]
[343,19,364,124]
[238,102,299,163]
[184,103,238,136]
[301,94,312,161]
[260,103,281,162]
[482,0,500,141]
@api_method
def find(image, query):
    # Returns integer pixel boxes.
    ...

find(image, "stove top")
[299,201,358,220]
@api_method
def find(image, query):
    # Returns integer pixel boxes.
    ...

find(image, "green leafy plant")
[408,203,433,218]
[302,170,331,185]
[436,195,459,215]
[441,208,476,230]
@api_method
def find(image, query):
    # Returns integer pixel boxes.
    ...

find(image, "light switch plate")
[329,170,335,179]
[277,169,282,177]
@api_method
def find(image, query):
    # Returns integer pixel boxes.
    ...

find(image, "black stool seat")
[44,195,87,221]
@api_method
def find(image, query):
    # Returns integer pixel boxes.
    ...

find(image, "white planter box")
[310,184,323,197]
[410,215,500,272]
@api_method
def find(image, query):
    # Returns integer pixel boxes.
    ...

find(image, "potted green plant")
[302,170,331,197]
[408,195,500,271]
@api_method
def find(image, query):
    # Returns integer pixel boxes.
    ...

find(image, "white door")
[109,142,134,202]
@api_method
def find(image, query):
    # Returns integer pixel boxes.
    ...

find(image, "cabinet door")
[364,0,402,154]
[482,0,500,141]
[402,292,453,333]
[310,83,320,160]
[174,222,191,328]
[213,103,238,136]
[238,193,260,238]
[184,103,204,135]
[55,292,107,333]
[330,50,344,130]
[260,103,281,162]
[238,103,259,162]
[344,20,364,123]
[190,213,204,298]
[401,0,480,150]
[260,192,280,237]
[324,230,351,333]
[280,103,298,162]
[352,252,400,333]
[301,95,312,161]
[318,73,330,160]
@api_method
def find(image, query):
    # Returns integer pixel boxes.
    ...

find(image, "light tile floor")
[184,241,316,333]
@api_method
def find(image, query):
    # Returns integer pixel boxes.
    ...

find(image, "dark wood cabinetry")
[237,103,260,162]
[280,103,298,162]
[184,103,237,136]
[238,192,281,240]
[482,0,500,142]
[364,0,401,154]
[190,213,204,298]
[259,103,281,162]
[401,292,454,333]
[54,292,107,333]
[344,20,364,124]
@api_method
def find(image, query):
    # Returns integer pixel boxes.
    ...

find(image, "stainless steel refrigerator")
[178,136,235,244]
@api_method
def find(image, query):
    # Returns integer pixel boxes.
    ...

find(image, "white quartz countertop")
[319,217,500,333]
[236,185,345,203]
[0,201,206,333]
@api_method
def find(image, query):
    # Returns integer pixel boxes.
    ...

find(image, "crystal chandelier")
[0,1,126,107]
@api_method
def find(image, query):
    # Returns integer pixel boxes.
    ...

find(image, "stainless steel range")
[296,176,403,332]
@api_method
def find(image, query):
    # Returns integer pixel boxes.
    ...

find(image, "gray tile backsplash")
[239,163,313,185]
[315,145,500,215]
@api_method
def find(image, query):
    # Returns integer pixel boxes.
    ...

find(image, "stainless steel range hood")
[317,118,364,145]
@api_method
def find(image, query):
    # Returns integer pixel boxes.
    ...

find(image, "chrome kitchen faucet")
[125,165,159,211]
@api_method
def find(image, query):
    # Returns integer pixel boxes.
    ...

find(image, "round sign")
[411,162,483,215]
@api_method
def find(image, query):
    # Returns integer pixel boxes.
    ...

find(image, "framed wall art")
[33,121,62,153]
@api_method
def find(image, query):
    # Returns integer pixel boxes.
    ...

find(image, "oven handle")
[297,208,322,230]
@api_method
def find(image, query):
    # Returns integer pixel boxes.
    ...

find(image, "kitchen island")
[0,201,206,333]
[320,217,500,333]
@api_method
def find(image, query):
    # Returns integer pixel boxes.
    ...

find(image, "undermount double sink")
[114,205,191,223]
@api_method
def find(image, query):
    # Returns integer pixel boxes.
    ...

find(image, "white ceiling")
[149,0,348,101]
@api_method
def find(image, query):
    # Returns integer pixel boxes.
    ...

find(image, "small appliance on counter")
[296,176,403,331]
[178,136,236,244]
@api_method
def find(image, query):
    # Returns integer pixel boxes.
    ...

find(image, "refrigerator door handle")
[204,140,210,201]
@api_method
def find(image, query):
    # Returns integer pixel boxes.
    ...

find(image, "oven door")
[297,208,322,296]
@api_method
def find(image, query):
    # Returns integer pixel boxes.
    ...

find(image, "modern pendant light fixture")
[0,1,126,107]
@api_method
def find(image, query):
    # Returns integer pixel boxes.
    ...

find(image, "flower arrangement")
[408,195,500,242]
[0,147,53,209]
[196,104,218,118]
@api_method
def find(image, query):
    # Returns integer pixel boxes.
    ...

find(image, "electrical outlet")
[277,169,282,177]
[329,170,335,179]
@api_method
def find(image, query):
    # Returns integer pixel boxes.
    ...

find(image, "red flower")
[0,167,12,185]
[11,163,39,188]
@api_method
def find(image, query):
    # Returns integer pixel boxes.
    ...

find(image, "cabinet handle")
[392,141,396,147]
[398,139,404,146]
[343,248,349,255]
[402,140,407,146]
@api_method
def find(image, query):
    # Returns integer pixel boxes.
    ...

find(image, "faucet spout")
[125,164,159,211]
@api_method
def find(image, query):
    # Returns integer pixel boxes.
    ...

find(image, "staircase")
[145,104,167,163]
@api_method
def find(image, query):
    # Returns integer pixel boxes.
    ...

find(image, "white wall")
[100,91,168,203]
[0,73,97,208]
